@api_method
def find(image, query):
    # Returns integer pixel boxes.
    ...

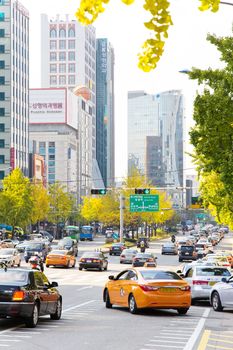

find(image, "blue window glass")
[0,61,4,69]
[48,167,55,173]
[48,161,55,166]
[0,124,5,132]
[48,147,55,154]
[0,29,4,37]
[0,92,4,101]
[0,139,4,148]
[49,154,55,160]
[0,12,5,21]
[0,108,4,116]
[0,45,4,53]
[0,76,5,84]
[48,174,55,181]
[0,170,4,179]
[0,1,5,5]
[0,155,4,164]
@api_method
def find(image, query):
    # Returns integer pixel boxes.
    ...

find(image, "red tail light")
[193,280,208,285]
[93,259,100,263]
[223,264,230,267]
[180,285,191,291]
[121,255,125,258]
[12,290,26,301]
[147,258,154,262]
[139,285,159,292]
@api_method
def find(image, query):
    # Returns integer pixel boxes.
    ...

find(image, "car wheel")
[72,261,76,268]
[79,267,82,271]
[212,292,223,311]
[18,260,21,267]
[25,259,29,263]
[178,258,182,262]
[50,299,62,320]
[109,253,112,256]
[104,264,108,271]
[129,294,138,314]
[46,264,49,268]
[99,265,104,271]
[25,303,39,328]
[177,308,189,315]
[105,290,112,309]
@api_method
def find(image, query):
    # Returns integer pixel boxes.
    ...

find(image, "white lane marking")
[183,308,210,350]
[63,300,96,313]
[11,331,41,335]
[152,336,190,339]
[148,340,186,344]
[76,286,93,291]
[0,340,20,342]
[142,345,183,348]
[0,326,24,336]
[0,345,9,347]
[34,328,50,331]
[0,335,30,338]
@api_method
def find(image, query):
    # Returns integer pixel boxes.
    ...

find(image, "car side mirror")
[179,273,185,278]
[108,275,115,280]
[50,281,58,287]
[154,256,158,259]
[176,270,182,274]
[221,277,228,283]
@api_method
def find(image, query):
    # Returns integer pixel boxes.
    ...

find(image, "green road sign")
[130,195,159,213]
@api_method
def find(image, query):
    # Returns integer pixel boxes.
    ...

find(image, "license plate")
[86,260,92,263]
[185,252,189,255]
[160,288,177,293]
[209,281,216,286]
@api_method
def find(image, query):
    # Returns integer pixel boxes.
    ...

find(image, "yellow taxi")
[45,249,76,268]
[103,268,191,314]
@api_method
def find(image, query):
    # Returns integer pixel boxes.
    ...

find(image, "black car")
[109,243,126,256]
[58,237,78,257]
[24,242,49,263]
[0,267,62,327]
[79,252,108,271]
[178,245,197,262]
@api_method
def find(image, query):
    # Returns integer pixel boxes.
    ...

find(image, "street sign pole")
[119,193,125,243]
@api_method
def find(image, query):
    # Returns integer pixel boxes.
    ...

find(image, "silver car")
[210,275,233,311]
[0,248,21,267]
[182,266,231,301]
[120,249,138,264]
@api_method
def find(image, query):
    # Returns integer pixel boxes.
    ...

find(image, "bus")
[80,225,94,241]
[65,225,80,241]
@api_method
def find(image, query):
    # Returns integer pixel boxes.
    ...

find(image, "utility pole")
[119,193,125,243]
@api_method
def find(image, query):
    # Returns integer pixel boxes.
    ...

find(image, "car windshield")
[25,244,42,250]
[58,240,72,247]
[123,249,137,254]
[82,252,101,258]
[50,250,66,255]
[163,243,174,247]
[181,246,194,252]
[196,268,231,277]
[141,270,181,280]
[135,254,152,258]
[0,249,14,255]
[0,270,28,285]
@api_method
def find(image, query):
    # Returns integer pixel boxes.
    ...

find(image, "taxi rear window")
[196,268,231,277]
[141,270,182,280]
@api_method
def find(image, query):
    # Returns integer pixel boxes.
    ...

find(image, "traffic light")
[91,189,107,195]
[135,188,150,194]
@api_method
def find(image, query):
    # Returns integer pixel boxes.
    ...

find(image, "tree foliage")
[76,0,220,72]
[189,32,233,226]
[30,182,50,224]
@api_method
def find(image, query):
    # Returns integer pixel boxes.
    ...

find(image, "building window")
[59,64,66,73]
[0,170,4,179]
[50,40,56,50]
[50,75,57,85]
[39,141,46,155]
[0,123,4,132]
[0,108,4,116]
[68,75,75,85]
[48,167,55,173]
[0,92,5,100]
[0,139,4,148]
[50,29,57,38]
[0,61,4,69]
[48,161,55,167]
[0,12,5,21]
[59,75,66,85]
[0,76,5,85]
[59,40,66,49]
[0,1,5,5]
[50,52,57,61]
[49,154,55,161]
[59,52,66,61]
[0,155,4,164]
[59,29,66,38]
[81,100,85,111]
[0,45,4,54]
[68,63,75,73]
[68,28,75,37]
[68,40,75,49]
[50,64,57,73]
[68,51,75,61]
[0,29,4,37]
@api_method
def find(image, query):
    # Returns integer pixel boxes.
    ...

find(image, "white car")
[183,266,231,301]
[0,248,21,267]
[210,275,233,311]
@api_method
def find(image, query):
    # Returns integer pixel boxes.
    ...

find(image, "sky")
[21,0,233,181]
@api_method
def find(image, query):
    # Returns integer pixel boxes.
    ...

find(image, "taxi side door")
[109,270,130,305]
[118,270,138,307]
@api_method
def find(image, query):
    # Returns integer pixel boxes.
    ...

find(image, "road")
[0,234,232,350]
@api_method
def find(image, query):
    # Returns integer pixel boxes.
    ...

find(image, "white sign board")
[29,89,66,124]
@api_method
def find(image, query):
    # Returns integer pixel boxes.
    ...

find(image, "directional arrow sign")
[130,195,159,213]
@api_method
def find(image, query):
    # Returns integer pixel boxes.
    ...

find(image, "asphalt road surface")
[0,233,232,350]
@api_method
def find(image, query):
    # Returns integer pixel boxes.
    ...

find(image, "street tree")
[0,168,33,228]
[189,32,233,225]
[76,0,221,72]
[80,196,104,223]
[30,181,50,225]
[48,182,75,234]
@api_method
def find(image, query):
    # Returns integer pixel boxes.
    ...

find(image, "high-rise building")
[40,14,96,157]
[128,91,159,176]
[0,0,29,180]
[96,38,115,186]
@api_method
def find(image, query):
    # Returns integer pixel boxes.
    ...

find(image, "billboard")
[29,88,67,124]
